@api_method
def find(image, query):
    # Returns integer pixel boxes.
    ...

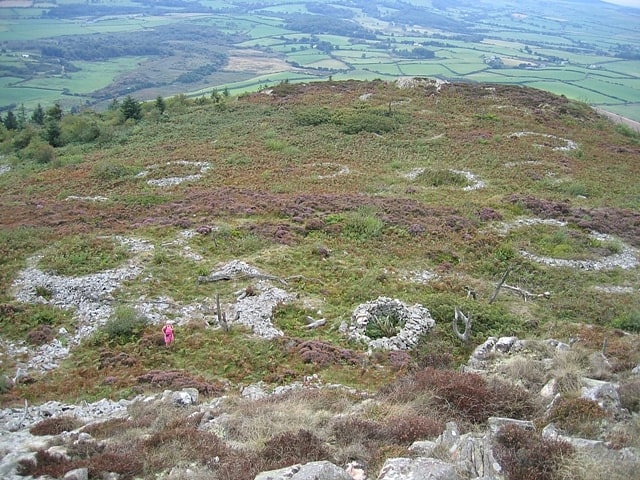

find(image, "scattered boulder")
[254,461,352,480]
[377,457,458,480]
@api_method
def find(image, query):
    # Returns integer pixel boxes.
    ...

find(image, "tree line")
[0,90,229,166]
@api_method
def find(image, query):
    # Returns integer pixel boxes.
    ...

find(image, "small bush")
[293,107,332,126]
[86,450,144,478]
[418,169,468,187]
[26,324,55,346]
[385,414,443,444]
[17,450,75,478]
[92,161,132,181]
[365,313,406,339]
[81,417,130,439]
[494,424,574,480]
[30,415,83,435]
[140,426,228,471]
[545,397,607,437]
[343,206,384,241]
[261,429,329,469]
[27,142,56,164]
[334,109,399,134]
[611,310,640,333]
[102,305,147,344]
[332,417,387,446]
[619,378,640,413]
[0,375,13,394]
[381,367,538,424]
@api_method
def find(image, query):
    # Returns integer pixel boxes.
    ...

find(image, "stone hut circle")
[343,296,436,351]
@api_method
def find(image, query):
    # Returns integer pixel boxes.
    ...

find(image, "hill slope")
[0,79,639,479]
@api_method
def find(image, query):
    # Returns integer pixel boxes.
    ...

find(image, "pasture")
[0,0,638,122]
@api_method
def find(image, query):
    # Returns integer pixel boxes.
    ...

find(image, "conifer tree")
[121,95,142,121]
[3,110,18,130]
[46,103,63,122]
[154,96,166,114]
[31,103,45,125]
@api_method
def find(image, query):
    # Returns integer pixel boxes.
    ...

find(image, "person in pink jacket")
[162,321,175,347]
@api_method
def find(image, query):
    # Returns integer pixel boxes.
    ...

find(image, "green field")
[0,0,638,122]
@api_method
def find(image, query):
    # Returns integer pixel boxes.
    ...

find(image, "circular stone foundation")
[345,296,435,350]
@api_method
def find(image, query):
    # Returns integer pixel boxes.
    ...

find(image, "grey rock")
[255,461,351,480]
[409,440,437,455]
[64,467,89,480]
[581,378,621,415]
[495,336,518,353]
[487,417,535,435]
[377,457,457,480]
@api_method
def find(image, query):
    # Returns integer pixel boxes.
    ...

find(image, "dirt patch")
[594,107,640,134]
[224,49,293,73]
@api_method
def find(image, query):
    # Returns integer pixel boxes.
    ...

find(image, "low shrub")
[86,450,144,478]
[494,424,574,480]
[365,312,406,340]
[380,367,538,424]
[38,234,129,276]
[140,426,228,471]
[81,417,130,439]
[384,414,443,444]
[30,415,83,435]
[619,378,640,413]
[102,305,147,344]
[293,107,332,126]
[261,429,329,469]
[332,417,387,446]
[136,369,225,395]
[545,397,607,438]
[26,324,55,346]
[336,110,399,134]
[417,169,468,187]
[17,450,75,478]
[343,206,384,241]
[611,309,640,333]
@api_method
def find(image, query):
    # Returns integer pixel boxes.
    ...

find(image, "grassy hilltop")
[1,79,640,479]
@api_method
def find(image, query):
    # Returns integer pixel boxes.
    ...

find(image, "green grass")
[38,235,130,276]
[1,78,639,408]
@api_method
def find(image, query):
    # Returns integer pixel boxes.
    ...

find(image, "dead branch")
[453,307,472,343]
[216,293,229,332]
[304,318,326,329]
[489,267,511,304]
[198,272,286,285]
[501,284,551,301]
[464,286,477,300]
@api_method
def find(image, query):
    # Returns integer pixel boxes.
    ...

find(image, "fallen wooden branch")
[197,272,286,285]
[304,318,326,329]
[501,284,551,301]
